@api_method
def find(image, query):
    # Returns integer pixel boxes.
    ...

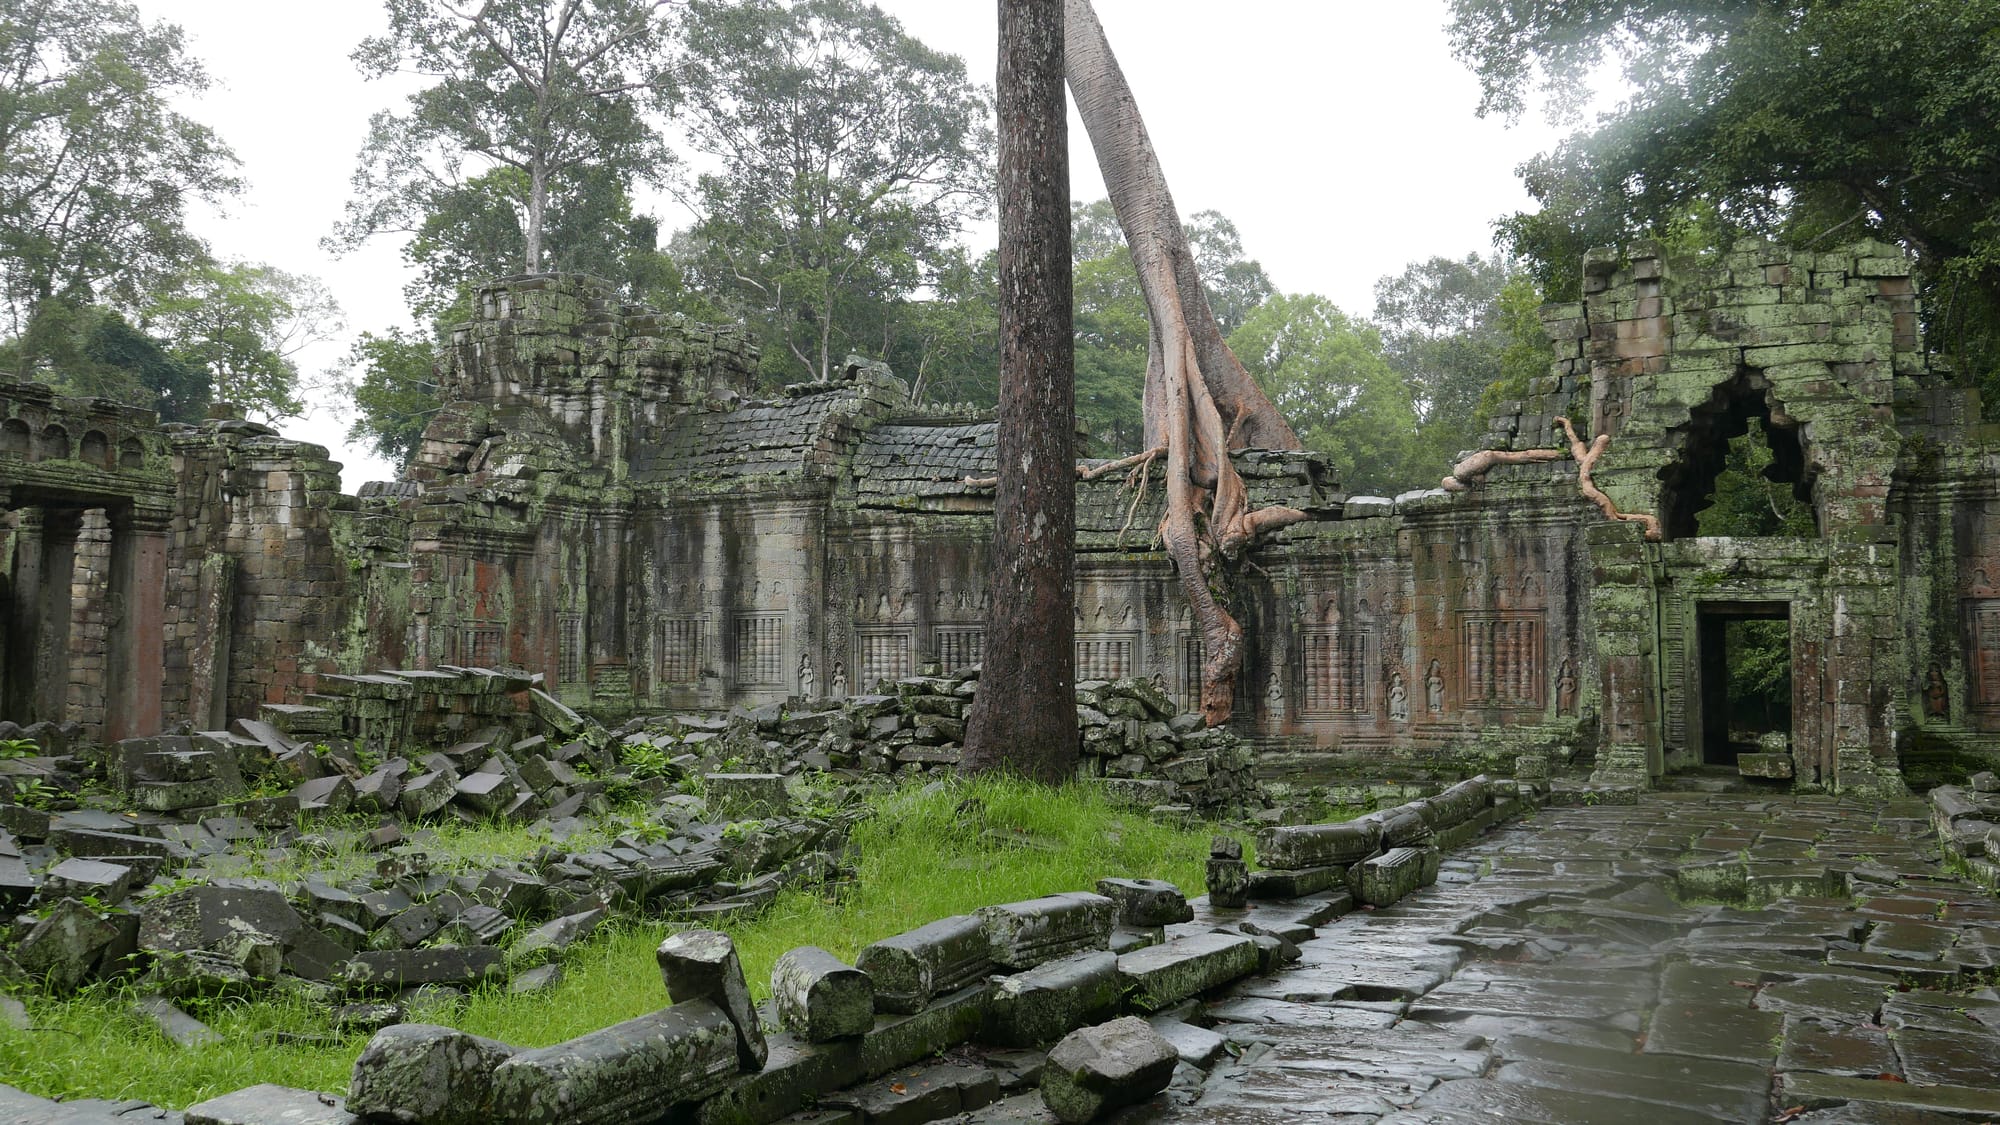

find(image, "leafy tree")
[0,300,206,421]
[333,327,442,470]
[0,0,239,364]
[1228,293,1419,495]
[886,248,999,407]
[402,164,682,322]
[1373,253,1517,469]
[333,0,677,280]
[1450,0,2000,411]
[676,0,994,385]
[146,263,344,421]
[1694,419,1816,539]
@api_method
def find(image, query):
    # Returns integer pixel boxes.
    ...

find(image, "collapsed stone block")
[707,773,790,818]
[985,950,1121,1048]
[185,1083,357,1125]
[855,914,995,1014]
[1356,846,1430,907]
[341,947,506,992]
[658,928,767,1068]
[1115,932,1261,1013]
[1204,836,1248,910]
[978,892,1115,970]
[349,1023,518,1125]
[771,945,873,1042]
[1092,878,1192,928]
[488,1001,742,1125]
[1255,820,1381,870]
[1039,1016,1177,1124]
[17,898,119,990]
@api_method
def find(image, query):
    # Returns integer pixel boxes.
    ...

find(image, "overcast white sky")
[133,0,1573,488]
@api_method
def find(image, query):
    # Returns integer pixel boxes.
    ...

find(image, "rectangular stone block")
[977,892,1115,970]
[1357,847,1428,907]
[341,946,506,991]
[985,950,1120,1047]
[490,1000,741,1125]
[1115,932,1260,1013]
[1246,864,1344,900]
[1254,821,1380,870]
[855,915,994,1014]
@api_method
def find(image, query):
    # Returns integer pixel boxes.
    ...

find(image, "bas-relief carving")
[1556,658,1578,715]
[798,652,816,699]
[1387,669,1409,723]
[830,660,847,699]
[1925,662,1948,719]
[1425,660,1444,713]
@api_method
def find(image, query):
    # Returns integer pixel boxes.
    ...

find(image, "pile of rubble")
[615,670,1262,817]
[0,716,860,1006]
[1928,773,2000,888]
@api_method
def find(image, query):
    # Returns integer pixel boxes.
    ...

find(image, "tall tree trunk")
[961,0,1077,782]
[1065,0,1306,725]
[527,156,547,273]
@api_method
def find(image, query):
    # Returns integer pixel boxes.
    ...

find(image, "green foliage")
[1374,253,1550,470]
[144,262,343,421]
[675,0,994,387]
[330,326,441,470]
[621,742,672,782]
[1451,0,2000,412]
[0,0,239,339]
[332,0,677,292]
[1726,618,1792,736]
[0,739,39,759]
[0,301,207,419]
[885,247,1000,409]
[1693,419,1818,538]
[1228,293,1421,494]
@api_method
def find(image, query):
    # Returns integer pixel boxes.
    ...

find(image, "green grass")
[0,776,1231,1109]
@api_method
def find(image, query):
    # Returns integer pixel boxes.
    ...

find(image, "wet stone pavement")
[1115,792,2000,1125]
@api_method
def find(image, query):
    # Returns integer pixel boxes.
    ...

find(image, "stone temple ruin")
[1,238,1996,795]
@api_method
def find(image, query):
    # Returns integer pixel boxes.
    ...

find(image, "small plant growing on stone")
[9,776,57,809]
[0,738,39,759]
[624,744,672,781]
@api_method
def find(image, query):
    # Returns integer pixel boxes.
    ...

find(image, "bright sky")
[132,0,1573,488]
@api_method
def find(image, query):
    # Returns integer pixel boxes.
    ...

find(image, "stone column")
[1,508,40,720]
[104,506,169,740]
[587,508,632,714]
[30,507,81,723]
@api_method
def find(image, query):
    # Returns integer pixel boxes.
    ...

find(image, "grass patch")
[0,776,1233,1109]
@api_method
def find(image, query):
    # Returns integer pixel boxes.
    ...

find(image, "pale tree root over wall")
[1441,417,1662,541]
[1063,0,1307,726]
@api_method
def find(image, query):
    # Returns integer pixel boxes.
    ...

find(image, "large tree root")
[1066,0,1304,726]
[1556,416,1662,540]
[1441,419,1662,541]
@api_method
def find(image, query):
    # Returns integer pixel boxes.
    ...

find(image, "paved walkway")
[1173,792,2000,1125]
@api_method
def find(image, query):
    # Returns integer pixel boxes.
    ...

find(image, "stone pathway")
[1151,792,2000,1125]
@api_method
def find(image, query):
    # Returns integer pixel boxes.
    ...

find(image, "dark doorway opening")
[1697,602,1792,766]
[1659,371,1818,539]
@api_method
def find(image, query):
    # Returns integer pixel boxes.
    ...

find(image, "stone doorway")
[1696,601,1793,770]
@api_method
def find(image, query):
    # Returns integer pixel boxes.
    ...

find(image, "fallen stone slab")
[1356,846,1430,907]
[17,898,119,990]
[659,929,767,1069]
[857,915,995,1014]
[979,893,1115,970]
[822,1062,1000,1125]
[507,907,604,969]
[1092,879,1191,928]
[1039,1016,1177,1124]
[349,1023,518,1125]
[695,984,995,1125]
[134,995,223,1049]
[183,1083,355,1125]
[1246,864,1344,900]
[1116,932,1261,1013]
[708,774,790,818]
[772,946,873,1042]
[1256,820,1380,871]
[41,857,140,905]
[140,885,304,952]
[341,946,506,992]
[985,950,1121,1048]
[1143,1015,1224,1068]
[489,1000,741,1125]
